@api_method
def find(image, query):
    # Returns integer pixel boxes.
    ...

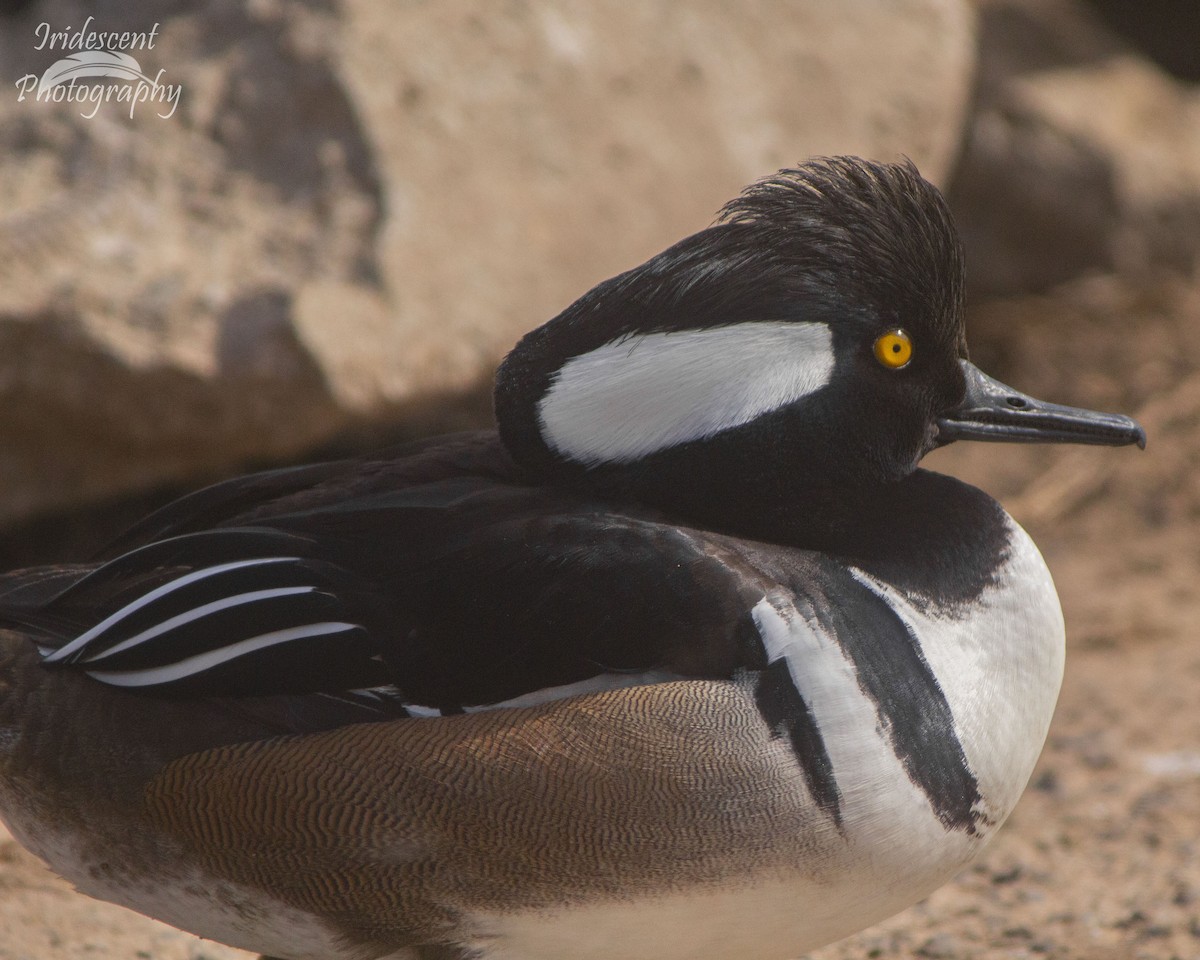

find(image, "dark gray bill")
[937,360,1146,449]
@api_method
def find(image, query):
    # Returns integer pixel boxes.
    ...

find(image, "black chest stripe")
[753,659,844,830]
[809,560,983,832]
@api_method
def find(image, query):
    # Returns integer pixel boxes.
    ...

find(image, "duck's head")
[495,157,1143,522]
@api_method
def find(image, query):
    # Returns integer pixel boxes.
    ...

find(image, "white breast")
[851,515,1066,826]
[465,515,1065,960]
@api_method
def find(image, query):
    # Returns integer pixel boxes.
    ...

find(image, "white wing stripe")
[85,622,361,687]
[44,556,301,663]
[80,585,318,664]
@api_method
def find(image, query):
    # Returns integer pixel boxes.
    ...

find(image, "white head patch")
[537,321,835,465]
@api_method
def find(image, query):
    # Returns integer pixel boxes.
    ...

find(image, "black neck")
[562,461,1012,608]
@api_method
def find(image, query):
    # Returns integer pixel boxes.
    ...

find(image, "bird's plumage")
[0,157,1143,960]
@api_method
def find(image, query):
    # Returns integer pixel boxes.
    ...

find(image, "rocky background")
[0,0,1198,958]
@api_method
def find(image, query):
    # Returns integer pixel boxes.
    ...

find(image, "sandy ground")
[1,276,1198,959]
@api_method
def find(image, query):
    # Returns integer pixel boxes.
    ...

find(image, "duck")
[0,156,1144,960]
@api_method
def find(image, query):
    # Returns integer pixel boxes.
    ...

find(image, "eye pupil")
[873,329,912,369]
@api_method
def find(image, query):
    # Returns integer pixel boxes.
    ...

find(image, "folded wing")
[12,441,775,711]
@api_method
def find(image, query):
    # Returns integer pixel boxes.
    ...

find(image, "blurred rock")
[1085,0,1200,81]
[950,0,1200,300]
[0,0,976,529]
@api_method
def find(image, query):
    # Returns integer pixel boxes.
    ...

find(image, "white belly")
[470,871,947,960]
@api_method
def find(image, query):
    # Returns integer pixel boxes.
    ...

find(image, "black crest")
[494,156,966,477]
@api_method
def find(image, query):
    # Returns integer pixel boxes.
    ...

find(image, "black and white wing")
[25,527,394,697]
[10,441,777,710]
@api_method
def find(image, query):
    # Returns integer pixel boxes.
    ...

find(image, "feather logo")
[36,51,151,97]
[15,37,183,120]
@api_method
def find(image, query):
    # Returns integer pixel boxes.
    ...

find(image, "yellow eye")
[873,329,913,369]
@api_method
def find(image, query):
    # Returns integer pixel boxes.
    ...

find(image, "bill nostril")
[1005,397,1028,409]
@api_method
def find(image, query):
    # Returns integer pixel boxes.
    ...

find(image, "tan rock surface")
[0,0,975,527]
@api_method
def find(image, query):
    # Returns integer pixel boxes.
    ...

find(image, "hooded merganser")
[0,157,1144,960]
